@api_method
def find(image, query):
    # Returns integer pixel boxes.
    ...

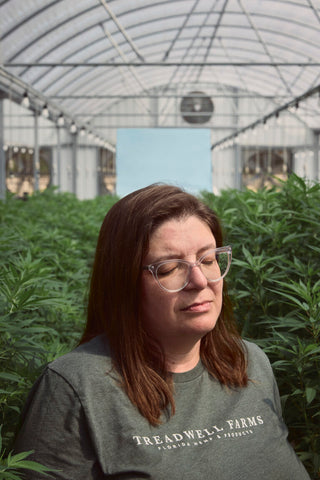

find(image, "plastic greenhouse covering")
[1,0,320,139]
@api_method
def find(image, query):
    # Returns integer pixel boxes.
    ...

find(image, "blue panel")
[116,128,212,197]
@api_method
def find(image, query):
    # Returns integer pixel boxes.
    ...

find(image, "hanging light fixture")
[80,127,86,136]
[21,92,30,108]
[70,122,77,133]
[275,111,281,124]
[57,114,65,126]
[42,104,49,118]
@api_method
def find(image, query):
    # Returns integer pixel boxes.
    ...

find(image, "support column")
[313,130,319,181]
[71,132,77,195]
[96,146,100,197]
[33,112,39,192]
[0,98,6,200]
[56,126,61,191]
[232,87,242,190]
[234,143,242,190]
[151,93,159,127]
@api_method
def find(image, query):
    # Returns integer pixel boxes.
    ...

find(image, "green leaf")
[0,373,23,384]
[305,387,317,405]
[0,470,24,480]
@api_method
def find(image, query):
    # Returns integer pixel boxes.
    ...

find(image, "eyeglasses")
[143,246,232,292]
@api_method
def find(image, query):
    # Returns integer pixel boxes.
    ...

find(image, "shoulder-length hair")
[80,184,248,425]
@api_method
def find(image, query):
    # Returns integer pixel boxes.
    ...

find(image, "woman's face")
[140,215,223,355]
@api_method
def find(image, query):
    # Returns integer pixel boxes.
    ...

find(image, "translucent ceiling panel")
[1,0,320,133]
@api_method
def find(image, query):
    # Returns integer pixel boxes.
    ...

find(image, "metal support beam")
[0,99,6,200]
[313,130,319,181]
[56,126,61,191]
[212,83,320,149]
[33,113,39,192]
[232,87,242,190]
[5,62,320,67]
[151,95,159,127]
[50,94,291,99]
[96,146,100,197]
[234,143,242,190]
[71,132,77,195]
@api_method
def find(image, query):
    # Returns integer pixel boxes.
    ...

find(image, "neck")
[165,340,201,373]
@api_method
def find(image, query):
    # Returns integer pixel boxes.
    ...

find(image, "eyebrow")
[148,243,216,264]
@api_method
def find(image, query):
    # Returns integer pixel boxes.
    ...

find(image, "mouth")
[181,301,212,313]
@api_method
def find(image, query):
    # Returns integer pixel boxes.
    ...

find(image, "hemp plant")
[201,174,320,477]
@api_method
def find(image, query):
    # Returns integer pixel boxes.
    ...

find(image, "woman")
[15,184,310,479]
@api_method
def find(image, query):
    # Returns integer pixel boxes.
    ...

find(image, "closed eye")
[200,253,216,265]
[157,262,180,276]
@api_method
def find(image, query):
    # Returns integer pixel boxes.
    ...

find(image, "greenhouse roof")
[1,0,320,143]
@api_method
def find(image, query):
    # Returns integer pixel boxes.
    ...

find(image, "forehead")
[147,215,215,261]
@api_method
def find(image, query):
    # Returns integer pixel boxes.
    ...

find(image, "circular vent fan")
[180,91,214,124]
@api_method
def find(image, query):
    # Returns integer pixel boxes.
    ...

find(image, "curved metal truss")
[1,0,320,143]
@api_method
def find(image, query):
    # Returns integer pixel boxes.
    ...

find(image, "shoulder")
[243,339,275,382]
[47,334,115,393]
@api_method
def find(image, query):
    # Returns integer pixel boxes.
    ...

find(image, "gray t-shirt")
[14,335,310,479]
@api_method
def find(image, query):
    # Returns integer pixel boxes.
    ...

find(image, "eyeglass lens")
[155,250,229,291]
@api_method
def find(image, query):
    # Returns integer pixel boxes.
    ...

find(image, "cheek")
[140,278,177,332]
[141,278,167,318]
[211,278,223,294]
[211,281,223,308]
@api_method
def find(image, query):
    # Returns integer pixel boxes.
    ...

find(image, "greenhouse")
[1,0,320,198]
[0,1,320,479]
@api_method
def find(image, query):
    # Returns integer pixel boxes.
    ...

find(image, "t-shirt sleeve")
[14,367,104,480]
[257,344,284,414]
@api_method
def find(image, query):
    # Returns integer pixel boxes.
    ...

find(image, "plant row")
[0,174,319,478]
[201,174,320,477]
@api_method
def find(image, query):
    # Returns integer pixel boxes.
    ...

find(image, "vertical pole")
[96,146,100,197]
[151,93,159,127]
[0,98,6,200]
[56,126,61,191]
[232,87,242,190]
[71,132,77,195]
[313,130,319,181]
[33,112,39,192]
[234,143,242,190]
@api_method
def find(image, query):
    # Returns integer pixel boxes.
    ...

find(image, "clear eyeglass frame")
[143,245,232,293]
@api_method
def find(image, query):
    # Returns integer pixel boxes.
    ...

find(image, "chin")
[185,315,218,336]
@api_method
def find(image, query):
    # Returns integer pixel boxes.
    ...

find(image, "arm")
[14,368,104,480]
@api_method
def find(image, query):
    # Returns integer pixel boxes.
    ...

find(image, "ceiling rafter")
[99,0,145,61]
[307,0,320,25]
[162,0,201,61]
[7,7,320,95]
[6,3,100,63]
[1,0,320,140]
[6,62,320,67]
[19,24,318,94]
[217,36,264,116]
[7,6,319,66]
[0,0,62,41]
[159,0,214,119]
[98,22,151,115]
[238,0,294,97]
[195,0,229,82]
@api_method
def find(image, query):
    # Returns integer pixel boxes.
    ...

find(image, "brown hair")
[80,184,248,424]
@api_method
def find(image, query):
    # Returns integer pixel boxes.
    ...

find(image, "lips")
[181,301,212,313]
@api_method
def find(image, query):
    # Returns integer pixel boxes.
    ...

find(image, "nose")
[185,264,208,290]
